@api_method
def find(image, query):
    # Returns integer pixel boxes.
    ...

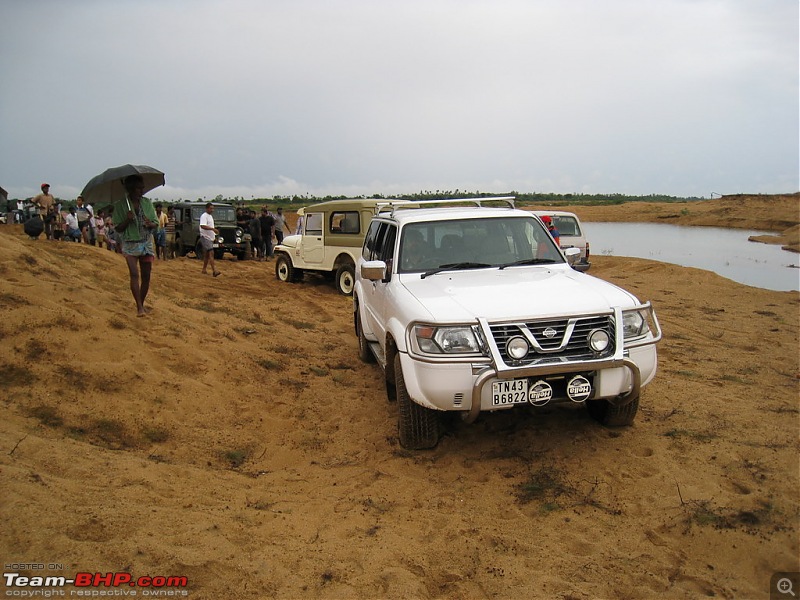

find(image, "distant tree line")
[160,190,705,209]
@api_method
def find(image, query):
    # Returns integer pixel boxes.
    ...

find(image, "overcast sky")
[1,0,797,202]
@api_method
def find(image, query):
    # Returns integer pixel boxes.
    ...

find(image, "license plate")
[212,243,219,248]
[491,379,529,406]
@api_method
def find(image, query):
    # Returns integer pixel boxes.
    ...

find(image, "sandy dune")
[1,195,798,599]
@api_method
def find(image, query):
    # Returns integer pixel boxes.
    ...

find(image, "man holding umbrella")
[82,164,165,316]
[112,174,158,316]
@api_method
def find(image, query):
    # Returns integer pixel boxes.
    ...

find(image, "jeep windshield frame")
[398,216,564,274]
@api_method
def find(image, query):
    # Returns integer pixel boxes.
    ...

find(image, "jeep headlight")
[621,309,650,339]
[216,235,224,244]
[414,325,481,355]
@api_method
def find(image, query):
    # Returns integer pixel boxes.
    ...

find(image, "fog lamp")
[588,329,610,352]
[506,336,529,360]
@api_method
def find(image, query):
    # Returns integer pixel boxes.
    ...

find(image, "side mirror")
[564,247,581,264]
[361,260,387,281]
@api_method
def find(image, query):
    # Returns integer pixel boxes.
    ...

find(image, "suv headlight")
[414,325,482,355]
[621,309,650,340]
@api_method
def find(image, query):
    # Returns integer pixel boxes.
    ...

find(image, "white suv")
[354,199,661,449]
[532,210,591,271]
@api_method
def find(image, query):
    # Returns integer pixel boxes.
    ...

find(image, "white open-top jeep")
[354,198,661,449]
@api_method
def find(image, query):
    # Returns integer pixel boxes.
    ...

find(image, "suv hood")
[401,266,639,321]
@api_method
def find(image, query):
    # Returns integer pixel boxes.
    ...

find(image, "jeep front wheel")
[395,354,439,449]
[275,254,294,283]
[586,394,640,427]
[335,263,355,296]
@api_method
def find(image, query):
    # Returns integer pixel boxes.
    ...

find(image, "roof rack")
[375,196,516,217]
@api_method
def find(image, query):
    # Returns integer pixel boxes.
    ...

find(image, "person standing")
[75,196,92,243]
[248,209,263,260]
[274,207,290,246]
[199,202,221,276]
[259,207,275,259]
[32,183,55,237]
[93,210,107,248]
[165,205,178,259]
[154,203,168,260]
[112,174,158,316]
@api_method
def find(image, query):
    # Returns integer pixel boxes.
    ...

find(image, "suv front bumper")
[398,305,661,421]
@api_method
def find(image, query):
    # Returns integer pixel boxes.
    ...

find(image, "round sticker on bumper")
[528,380,553,406]
[567,375,592,402]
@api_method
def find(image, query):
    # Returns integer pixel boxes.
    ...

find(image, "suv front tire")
[395,354,439,450]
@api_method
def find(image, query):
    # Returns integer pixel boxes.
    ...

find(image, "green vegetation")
[141,191,706,211]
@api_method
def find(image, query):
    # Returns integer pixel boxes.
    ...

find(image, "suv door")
[301,211,324,264]
[362,221,397,344]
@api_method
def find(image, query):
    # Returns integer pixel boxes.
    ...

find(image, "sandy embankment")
[1,194,798,599]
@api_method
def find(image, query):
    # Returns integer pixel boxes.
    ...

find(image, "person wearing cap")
[540,215,561,246]
[32,183,55,238]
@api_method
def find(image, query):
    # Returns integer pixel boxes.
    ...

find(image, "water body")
[583,222,799,292]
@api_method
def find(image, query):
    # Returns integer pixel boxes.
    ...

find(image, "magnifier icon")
[778,578,796,597]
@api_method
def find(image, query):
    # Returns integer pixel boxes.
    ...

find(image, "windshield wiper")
[421,262,491,279]
[498,258,559,270]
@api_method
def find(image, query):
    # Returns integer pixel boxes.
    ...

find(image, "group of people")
[23,184,185,262]
[237,205,291,261]
[25,183,122,250]
[20,178,295,317]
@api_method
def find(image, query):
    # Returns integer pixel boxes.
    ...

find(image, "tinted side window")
[362,220,381,260]
[330,211,360,234]
[377,225,397,262]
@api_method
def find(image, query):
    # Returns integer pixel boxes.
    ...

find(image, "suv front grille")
[489,314,615,366]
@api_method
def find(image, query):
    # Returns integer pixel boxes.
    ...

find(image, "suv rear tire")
[586,395,639,427]
[395,354,439,449]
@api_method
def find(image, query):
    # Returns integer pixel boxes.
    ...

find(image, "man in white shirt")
[199,202,220,277]
[64,206,81,241]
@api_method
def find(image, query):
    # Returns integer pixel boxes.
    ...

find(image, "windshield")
[398,217,563,273]
[191,205,236,223]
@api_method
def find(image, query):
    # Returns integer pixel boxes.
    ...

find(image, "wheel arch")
[333,252,356,270]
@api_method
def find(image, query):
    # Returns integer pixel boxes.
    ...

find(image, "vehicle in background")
[172,202,247,260]
[532,210,591,271]
[274,198,409,295]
